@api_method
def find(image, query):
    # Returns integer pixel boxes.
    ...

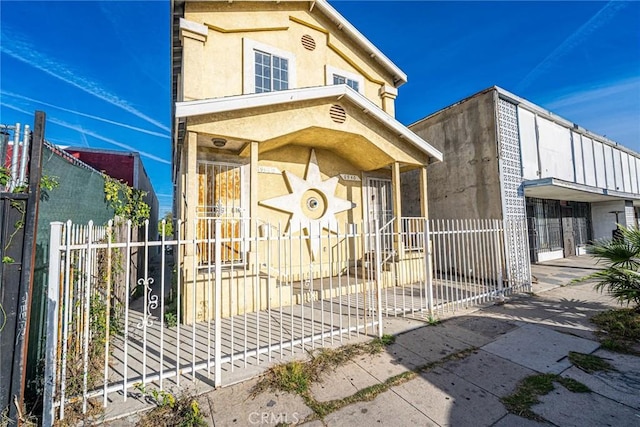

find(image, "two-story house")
[171,0,442,323]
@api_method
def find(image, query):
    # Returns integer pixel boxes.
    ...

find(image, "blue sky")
[1,1,639,215]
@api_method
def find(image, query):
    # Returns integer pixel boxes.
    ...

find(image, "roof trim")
[410,85,639,159]
[175,85,442,162]
[314,0,407,87]
[523,177,640,201]
[493,86,639,157]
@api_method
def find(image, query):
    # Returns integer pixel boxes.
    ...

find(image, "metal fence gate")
[43,217,530,423]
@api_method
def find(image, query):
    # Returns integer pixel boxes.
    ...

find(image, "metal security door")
[365,177,393,252]
[561,207,575,258]
[197,161,244,264]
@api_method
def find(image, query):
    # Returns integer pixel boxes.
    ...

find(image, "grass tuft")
[568,351,615,374]
[591,308,640,354]
[251,336,397,399]
[501,373,590,421]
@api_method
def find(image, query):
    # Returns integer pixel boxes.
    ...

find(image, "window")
[243,39,296,94]
[197,161,246,265]
[333,74,359,92]
[325,65,364,94]
[254,50,289,93]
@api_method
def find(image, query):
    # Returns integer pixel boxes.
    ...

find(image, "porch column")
[249,141,259,223]
[185,131,199,246]
[391,161,404,258]
[182,131,199,324]
[419,166,429,219]
[249,142,260,260]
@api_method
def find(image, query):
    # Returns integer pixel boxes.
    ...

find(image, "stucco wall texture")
[406,90,502,220]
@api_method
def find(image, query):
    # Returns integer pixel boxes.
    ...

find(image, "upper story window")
[326,65,364,95]
[244,39,296,94]
[333,75,359,92]
[255,50,288,93]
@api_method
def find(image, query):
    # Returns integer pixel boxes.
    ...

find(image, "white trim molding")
[314,0,407,87]
[243,38,297,95]
[176,85,443,162]
[179,18,208,42]
[325,65,364,94]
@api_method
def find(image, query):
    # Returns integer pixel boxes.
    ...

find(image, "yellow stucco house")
[171,0,442,323]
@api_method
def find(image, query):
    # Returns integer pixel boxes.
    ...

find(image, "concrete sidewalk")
[196,256,640,426]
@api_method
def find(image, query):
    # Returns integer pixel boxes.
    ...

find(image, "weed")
[557,377,591,393]
[591,308,640,354]
[134,384,206,427]
[251,336,396,398]
[502,373,590,420]
[165,311,178,327]
[568,351,615,373]
[427,315,440,326]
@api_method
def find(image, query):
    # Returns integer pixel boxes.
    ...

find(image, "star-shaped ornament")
[260,149,356,259]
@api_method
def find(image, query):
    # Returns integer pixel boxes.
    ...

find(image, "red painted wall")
[66,150,135,185]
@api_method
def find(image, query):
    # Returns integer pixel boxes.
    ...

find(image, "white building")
[405,86,640,264]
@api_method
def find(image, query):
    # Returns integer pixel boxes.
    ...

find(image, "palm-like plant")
[586,226,640,311]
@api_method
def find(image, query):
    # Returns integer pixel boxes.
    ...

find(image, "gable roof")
[313,0,407,87]
[175,84,442,162]
[173,0,407,87]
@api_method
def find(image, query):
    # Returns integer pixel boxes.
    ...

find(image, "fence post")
[43,222,63,426]
[423,219,434,316]
[494,219,505,303]
[213,219,222,387]
[373,219,383,338]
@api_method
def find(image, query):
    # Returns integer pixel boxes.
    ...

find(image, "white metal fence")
[43,217,530,423]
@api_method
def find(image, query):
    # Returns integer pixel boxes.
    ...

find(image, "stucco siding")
[591,200,627,240]
[407,90,502,220]
[182,1,395,111]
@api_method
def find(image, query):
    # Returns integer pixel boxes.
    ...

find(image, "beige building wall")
[180,1,398,115]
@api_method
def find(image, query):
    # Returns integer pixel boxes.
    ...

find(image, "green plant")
[591,308,640,354]
[40,174,59,191]
[568,351,615,373]
[164,312,178,328]
[581,226,640,310]
[2,199,25,264]
[501,373,590,421]
[104,176,150,226]
[427,315,440,326]
[0,166,10,187]
[134,384,206,427]
[159,212,174,237]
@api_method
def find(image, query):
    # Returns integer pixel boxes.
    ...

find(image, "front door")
[561,207,575,258]
[365,177,393,251]
[197,161,245,264]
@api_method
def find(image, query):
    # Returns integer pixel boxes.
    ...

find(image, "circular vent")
[301,34,316,51]
[329,104,347,123]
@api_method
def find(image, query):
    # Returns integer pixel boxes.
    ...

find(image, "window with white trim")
[254,50,289,93]
[243,39,296,94]
[333,74,359,92]
[325,65,364,94]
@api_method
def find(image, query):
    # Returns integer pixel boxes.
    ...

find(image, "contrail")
[48,117,172,165]
[0,28,170,133]
[517,1,627,90]
[1,91,170,139]
[0,103,171,165]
